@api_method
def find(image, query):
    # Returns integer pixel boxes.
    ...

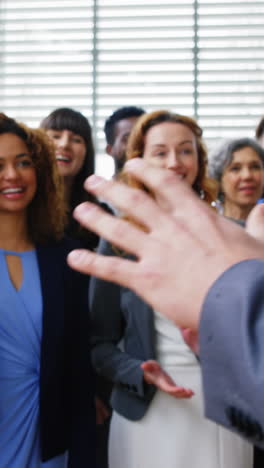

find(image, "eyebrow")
[151,140,194,148]
[0,152,30,160]
[178,140,193,146]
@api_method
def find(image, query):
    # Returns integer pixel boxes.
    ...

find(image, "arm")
[199,259,264,446]
[89,239,151,399]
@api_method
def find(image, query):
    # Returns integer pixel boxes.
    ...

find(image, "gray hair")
[208,137,264,182]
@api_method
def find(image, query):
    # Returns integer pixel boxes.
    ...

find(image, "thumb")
[246,204,264,242]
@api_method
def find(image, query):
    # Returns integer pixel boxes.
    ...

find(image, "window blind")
[198,0,264,146]
[0,0,94,125]
[1,0,264,175]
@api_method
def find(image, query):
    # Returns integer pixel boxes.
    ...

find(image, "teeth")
[2,188,23,194]
[56,155,70,162]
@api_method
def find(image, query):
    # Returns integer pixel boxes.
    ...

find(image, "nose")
[3,164,19,180]
[241,166,253,179]
[57,133,70,149]
[166,151,182,171]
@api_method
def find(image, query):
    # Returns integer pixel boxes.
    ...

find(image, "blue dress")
[0,249,67,467]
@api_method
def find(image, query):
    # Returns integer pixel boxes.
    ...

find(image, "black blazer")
[36,238,96,467]
[89,240,157,422]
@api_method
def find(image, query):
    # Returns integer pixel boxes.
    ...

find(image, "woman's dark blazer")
[89,239,157,422]
[36,237,96,467]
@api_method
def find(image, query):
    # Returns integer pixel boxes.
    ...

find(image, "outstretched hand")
[141,360,194,398]
[68,159,264,329]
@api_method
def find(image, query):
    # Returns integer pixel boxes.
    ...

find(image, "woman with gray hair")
[209,137,264,223]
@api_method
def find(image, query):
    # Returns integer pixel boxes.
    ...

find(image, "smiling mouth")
[1,187,24,194]
[239,187,256,192]
[56,155,71,163]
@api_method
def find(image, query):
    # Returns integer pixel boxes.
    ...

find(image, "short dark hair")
[256,116,264,140]
[104,106,145,145]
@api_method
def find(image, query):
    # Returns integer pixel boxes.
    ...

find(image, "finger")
[68,248,139,289]
[246,204,264,242]
[83,175,168,231]
[73,202,153,257]
[171,388,194,398]
[123,158,201,213]
[141,361,160,372]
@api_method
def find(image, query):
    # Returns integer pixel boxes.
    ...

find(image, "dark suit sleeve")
[89,239,147,399]
[199,259,264,447]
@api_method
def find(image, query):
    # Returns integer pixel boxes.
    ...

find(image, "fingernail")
[68,249,87,264]
[86,174,105,187]
[73,202,96,218]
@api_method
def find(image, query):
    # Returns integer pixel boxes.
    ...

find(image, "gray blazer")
[200,259,264,447]
[89,239,156,421]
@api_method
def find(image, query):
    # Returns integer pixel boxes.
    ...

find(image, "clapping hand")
[141,360,194,398]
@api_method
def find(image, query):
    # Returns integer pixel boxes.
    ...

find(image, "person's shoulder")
[36,236,84,266]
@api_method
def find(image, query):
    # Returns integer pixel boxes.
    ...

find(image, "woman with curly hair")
[89,110,252,468]
[0,113,96,467]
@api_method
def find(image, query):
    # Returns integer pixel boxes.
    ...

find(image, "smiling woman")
[0,133,37,214]
[89,110,253,468]
[40,107,99,249]
[209,138,264,222]
[0,113,96,467]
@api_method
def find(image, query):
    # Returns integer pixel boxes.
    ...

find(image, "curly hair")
[121,110,217,205]
[0,113,67,243]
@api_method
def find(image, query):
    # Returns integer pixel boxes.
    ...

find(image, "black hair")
[256,116,264,140]
[0,112,28,140]
[40,107,99,248]
[104,106,145,145]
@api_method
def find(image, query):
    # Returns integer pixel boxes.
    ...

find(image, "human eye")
[47,130,61,140]
[72,135,84,144]
[51,133,61,140]
[152,148,166,157]
[17,158,34,169]
[229,165,240,172]
[251,162,262,170]
[180,148,192,155]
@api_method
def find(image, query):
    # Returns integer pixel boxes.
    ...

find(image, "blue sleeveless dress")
[0,249,67,467]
